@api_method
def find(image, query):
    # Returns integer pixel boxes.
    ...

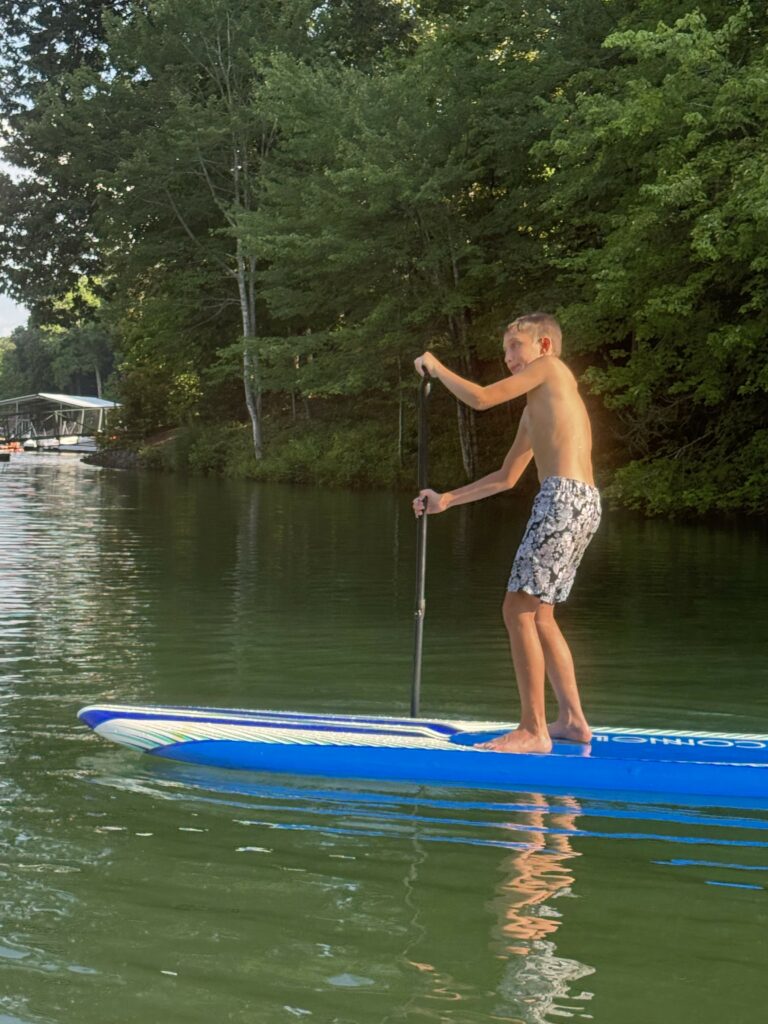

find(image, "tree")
[250,0,573,478]
[0,1,131,314]
[0,324,58,396]
[2,0,417,457]
[537,4,768,513]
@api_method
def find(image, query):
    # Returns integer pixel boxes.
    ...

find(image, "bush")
[606,431,768,517]
[248,419,403,488]
[135,417,407,488]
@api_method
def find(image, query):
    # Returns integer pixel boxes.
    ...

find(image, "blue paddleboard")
[78,704,768,800]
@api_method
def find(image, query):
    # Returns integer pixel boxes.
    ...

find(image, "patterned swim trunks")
[507,477,601,604]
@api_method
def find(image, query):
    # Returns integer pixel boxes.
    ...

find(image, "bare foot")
[474,729,552,754]
[548,717,592,744]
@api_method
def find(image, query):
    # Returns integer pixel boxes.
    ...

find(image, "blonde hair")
[507,312,562,357]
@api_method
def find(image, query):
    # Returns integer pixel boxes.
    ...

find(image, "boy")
[413,313,600,754]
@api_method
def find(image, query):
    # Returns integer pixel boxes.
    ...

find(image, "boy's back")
[523,357,594,487]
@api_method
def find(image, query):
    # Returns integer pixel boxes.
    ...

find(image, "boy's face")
[503,327,546,375]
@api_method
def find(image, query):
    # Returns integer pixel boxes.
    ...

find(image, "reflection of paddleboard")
[78,704,768,800]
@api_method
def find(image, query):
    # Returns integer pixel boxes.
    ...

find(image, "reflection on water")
[2,455,768,1023]
[404,793,594,1023]
[73,758,768,1022]
[0,456,155,712]
[81,764,598,1021]
[489,797,595,1024]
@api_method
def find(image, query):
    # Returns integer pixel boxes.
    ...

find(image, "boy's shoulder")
[540,356,577,387]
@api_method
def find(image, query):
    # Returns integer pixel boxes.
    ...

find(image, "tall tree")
[537,4,768,513]
[250,0,573,478]
[2,0,417,456]
[0,0,131,314]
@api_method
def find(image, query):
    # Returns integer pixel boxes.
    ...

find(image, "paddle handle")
[411,369,431,718]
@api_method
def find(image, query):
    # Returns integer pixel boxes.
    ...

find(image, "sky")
[0,294,28,336]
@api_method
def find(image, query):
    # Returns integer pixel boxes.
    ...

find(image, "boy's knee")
[534,602,556,626]
[502,590,540,627]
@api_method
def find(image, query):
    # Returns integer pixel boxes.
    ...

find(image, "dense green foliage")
[0,280,114,397]
[1,0,767,515]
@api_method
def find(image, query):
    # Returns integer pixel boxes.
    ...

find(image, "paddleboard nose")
[78,705,121,729]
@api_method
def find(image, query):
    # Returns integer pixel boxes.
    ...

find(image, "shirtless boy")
[413,313,600,755]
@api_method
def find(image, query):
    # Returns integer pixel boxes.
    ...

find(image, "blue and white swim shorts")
[507,476,601,605]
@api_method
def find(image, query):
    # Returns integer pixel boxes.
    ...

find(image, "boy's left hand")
[413,489,446,517]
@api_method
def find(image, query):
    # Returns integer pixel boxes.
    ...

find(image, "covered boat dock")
[0,392,118,451]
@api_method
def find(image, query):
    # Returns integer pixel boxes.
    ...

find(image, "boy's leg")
[534,603,592,743]
[476,590,552,754]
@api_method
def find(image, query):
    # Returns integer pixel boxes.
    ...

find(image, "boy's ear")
[539,335,553,355]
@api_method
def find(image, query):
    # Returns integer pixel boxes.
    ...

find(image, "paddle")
[411,368,431,717]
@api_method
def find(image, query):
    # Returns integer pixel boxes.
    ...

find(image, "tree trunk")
[455,400,478,480]
[236,240,262,459]
[398,392,404,469]
[397,357,403,468]
[445,239,480,479]
[449,313,478,479]
[94,362,103,398]
[242,348,262,457]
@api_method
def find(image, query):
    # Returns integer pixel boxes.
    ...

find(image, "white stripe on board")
[81,704,768,743]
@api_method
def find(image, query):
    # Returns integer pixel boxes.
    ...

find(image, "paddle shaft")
[411,370,431,717]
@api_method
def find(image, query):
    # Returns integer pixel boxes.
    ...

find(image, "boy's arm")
[415,353,548,410]
[415,411,533,515]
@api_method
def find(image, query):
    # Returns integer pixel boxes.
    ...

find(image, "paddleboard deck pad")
[77,704,768,800]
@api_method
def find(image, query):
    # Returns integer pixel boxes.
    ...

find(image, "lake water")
[1,453,767,1023]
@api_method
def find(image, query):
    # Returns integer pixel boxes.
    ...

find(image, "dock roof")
[0,392,118,410]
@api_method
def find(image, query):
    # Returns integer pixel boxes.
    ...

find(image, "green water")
[1,454,767,1023]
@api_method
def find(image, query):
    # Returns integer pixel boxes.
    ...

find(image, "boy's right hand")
[413,489,447,517]
[414,352,438,377]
